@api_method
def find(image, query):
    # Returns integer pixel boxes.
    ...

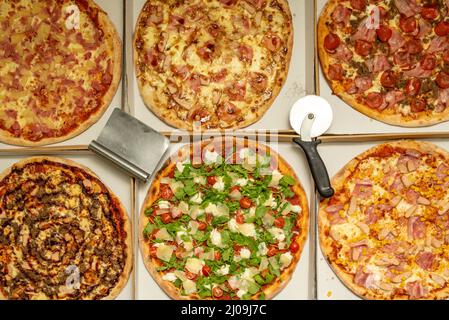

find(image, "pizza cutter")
[289,95,334,198]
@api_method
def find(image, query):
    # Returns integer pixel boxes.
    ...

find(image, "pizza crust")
[139,137,309,300]
[317,0,449,128]
[0,157,132,300]
[133,0,293,130]
[0,0,122,147]
[318,140,449,300]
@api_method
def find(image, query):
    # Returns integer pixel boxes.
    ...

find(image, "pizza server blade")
[289,95,334,198]
[89,108,170,181]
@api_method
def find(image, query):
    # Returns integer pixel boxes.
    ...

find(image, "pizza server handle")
[293,138,334,198]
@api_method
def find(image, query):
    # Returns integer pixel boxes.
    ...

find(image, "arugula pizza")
[319,141,449,300]
[0,0,121,146]
[318,0,449,127]
[0,157,132,300]
[133,0,293,130]
[139,137,308,300]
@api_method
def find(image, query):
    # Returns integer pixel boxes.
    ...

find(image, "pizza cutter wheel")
[289,95,334,198]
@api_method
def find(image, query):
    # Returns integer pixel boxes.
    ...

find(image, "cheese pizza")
[319,141,449,300]
[318,0,449,127]
[0,0,121,146]
[0,157,132,300]
[133,0,293,130]
[139,137,308,300]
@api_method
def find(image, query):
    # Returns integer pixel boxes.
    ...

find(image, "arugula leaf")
[174,188,186,200]
[222,247,233,262]
[264,273,275,284]
[254,274,265,285]
[255,206,268,218]
[192,231,209,242]
[183,180,197,196]
[143,222,155,236]
[144,208,154,217]
[212,215,230,226]
[259,292,266,300]
[247,282,260,295]
[174,278,182,288]
[280,175,295,186]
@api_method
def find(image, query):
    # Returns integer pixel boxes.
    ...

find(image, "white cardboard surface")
[135,140,314,300]
[0,153,134,300]
[0,0,125,149]
[316,0,449,134]
[126,0,315,131]
[316,138,449,300]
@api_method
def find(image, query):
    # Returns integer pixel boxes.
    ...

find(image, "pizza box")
[315,137,449,300]
[125,0,315,132]
[0,0,126,149]
[134,138,315,300]
[315,0,449,135]
[0,148,135,300]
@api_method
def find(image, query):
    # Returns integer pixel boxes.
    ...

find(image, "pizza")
[0,157,132,300]
[318,0,449,127]
[319,140,449,300]
[133,0,293,130]
[0,0,122,146]
[139,137,308,300]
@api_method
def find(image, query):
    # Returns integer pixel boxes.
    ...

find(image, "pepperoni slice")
[354,40,372,57]
[421,54,436,70]
[435,21,449,37]
[328,64,344,81]
[399,16,417,34]
[380,70,397,88]
[324,33,341,52]
[436,72,449,89]
[411,98,426,112]
[350,0,366,11]
[365,92,384,109]
[405,78,421,96]
[405,39,422,54]
[421,6,439,20]
[376,25,392,42]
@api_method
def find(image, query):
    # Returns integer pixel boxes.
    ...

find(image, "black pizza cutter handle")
[293,138,334,198]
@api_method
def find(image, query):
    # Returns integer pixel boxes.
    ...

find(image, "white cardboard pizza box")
[0,152,134,300]
[316,138,449,300]
[315,0,449,135]
[134,139,315,300]
[0,0,126,149]
[125,0,315,131]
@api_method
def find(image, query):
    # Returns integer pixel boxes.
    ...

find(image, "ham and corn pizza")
[139,138,308,300]
[0,0,121,146]
[318,0,449,127]
[133,0,293,130]
[0,157,132,300]
[319,141,449,300]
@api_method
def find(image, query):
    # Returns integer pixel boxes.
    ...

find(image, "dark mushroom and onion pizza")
[139,138,309,300]
[0,157,132,300]
[318,0,449,127]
